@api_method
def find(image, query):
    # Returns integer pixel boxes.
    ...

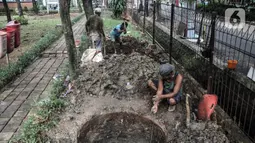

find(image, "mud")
[47,36,230,143]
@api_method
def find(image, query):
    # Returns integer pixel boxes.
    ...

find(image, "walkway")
[0,16,86,142]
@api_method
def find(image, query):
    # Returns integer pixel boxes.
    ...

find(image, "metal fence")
[130,1,255,142]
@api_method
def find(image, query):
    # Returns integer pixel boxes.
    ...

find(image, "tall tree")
[59,0,76,76]
[16,0,23,16]
[32,0,39,14]
[78,0,83,13]
[3,0,12,22]
[82,0,94,19]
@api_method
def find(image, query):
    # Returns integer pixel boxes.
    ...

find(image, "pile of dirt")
[104,36,149,55]
[48,36,230,143]
[77,51,159,100]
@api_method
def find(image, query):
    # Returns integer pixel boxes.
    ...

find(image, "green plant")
[14,16,28,25]
[110,0,126,18]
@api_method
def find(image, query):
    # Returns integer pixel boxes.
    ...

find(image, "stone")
[190,122,206,131]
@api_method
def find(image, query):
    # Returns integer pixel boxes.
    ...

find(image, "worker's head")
[94,8,101,16]
[120,22,128,30]
[159,63,175,80]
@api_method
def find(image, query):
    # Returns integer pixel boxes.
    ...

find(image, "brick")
[11,101,23,106]
[13,88,24,92]
[14,111,28,118]
[8,117,23,125]
[0,90,12,101]
[26,83,37,89]
[3,95,16,103]
[18,104,31,112]
[18,91,31,98]
[15,84,27,88]
[0,132,14,141]
[0,125,4,131]
[1,124,19,132]
[0,101,11,113]
[0,105,19,118]
[0,118,9,125]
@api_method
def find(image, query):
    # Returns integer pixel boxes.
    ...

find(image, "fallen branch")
[186,94,191,128]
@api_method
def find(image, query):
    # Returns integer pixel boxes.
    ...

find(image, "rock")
[190,122,206,131]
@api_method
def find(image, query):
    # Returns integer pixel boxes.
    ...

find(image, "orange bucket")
[227,60,238,69]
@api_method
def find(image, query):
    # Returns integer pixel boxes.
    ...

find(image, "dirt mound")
[104,36,148,55]
[77,112,166,143]
[48,36,230,142]
[77,52,159,100]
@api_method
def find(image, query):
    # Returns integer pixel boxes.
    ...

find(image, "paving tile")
[13,111,28,118]
[0,125,4,131]
[11,101,23,106]
[0,105,19,118]
[8,117,23,125]
[0,101,11,113]
[0,118,9,125]
[1,123,19,132]
[0,132,14,141]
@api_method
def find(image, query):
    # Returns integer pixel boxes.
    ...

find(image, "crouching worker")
[109,22,128,46]
[148,63,183,113]
[85,7,106,59]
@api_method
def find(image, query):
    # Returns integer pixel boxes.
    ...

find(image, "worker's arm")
[157,77,164,96]
[160,74,183,99]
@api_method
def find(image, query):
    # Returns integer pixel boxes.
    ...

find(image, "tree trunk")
[3,0,12,22]
[16,0,23,16]
[32,0,39,14]
[59,0,76,77]
[82,0,94,19]
[78,0,83,12]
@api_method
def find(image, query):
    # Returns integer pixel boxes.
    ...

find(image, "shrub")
[110,0,126,18]
[14,16,28,25]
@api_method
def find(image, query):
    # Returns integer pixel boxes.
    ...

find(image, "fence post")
[207,11,216,94]
[153,0,156,44]
[169,4,175,64]
[143,0,146,33]
[197,1,205,45]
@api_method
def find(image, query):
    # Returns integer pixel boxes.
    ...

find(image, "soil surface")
[47,36,230,143]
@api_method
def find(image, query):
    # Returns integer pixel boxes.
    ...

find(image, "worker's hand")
[152,95,161,102]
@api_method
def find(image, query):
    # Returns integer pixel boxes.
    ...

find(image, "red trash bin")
[6,20,20,48]
[1,28,15,53]
[0,31,7,58]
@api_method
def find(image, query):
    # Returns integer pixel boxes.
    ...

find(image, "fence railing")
[129,1,255,142]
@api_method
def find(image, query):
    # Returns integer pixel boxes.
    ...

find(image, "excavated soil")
[77,112,166,143]
[47,36,230,143]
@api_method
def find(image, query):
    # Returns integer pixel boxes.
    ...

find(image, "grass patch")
[0,13,85,90]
